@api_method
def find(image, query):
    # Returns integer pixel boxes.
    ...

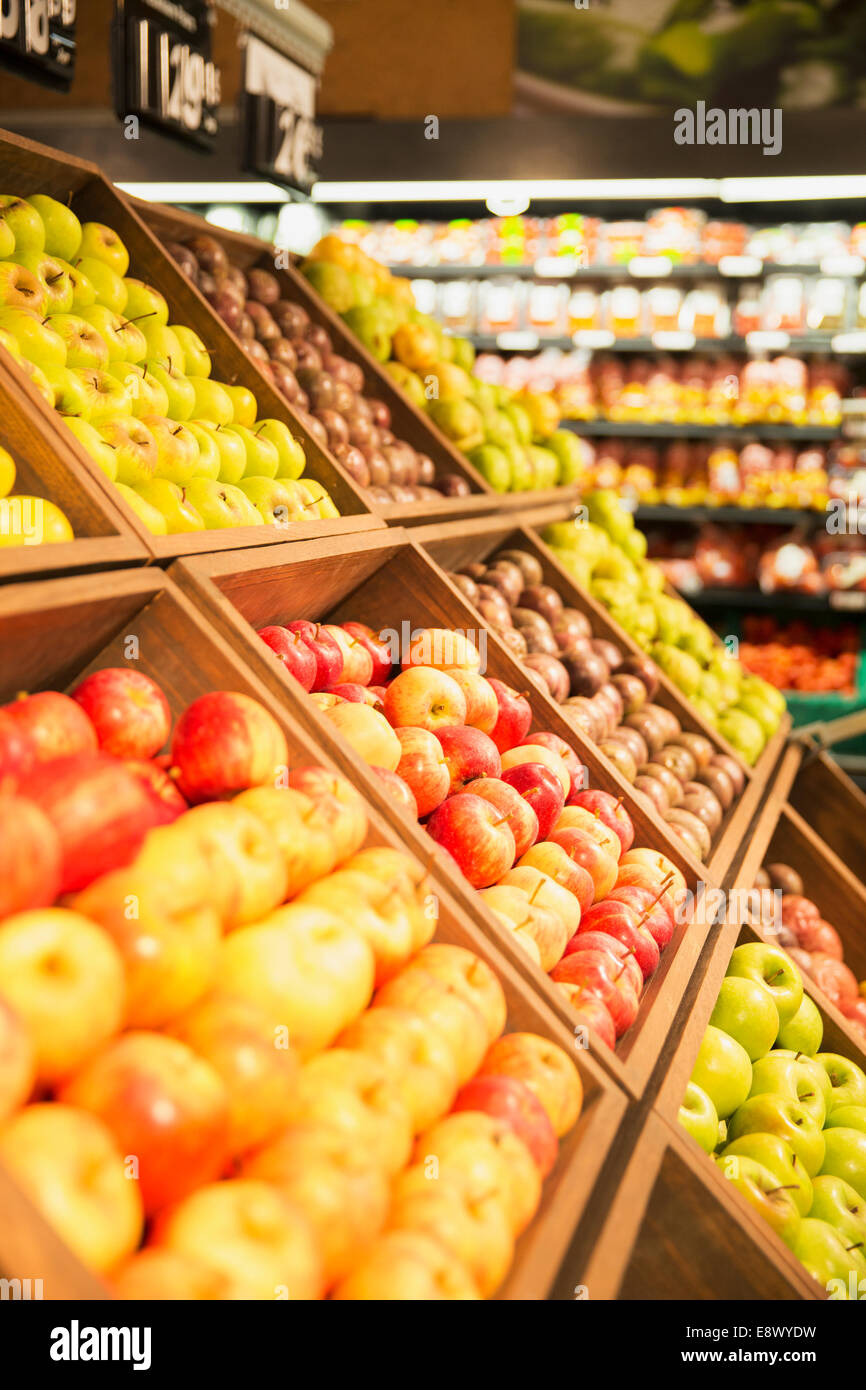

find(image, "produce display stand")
[770,741,866,890]
[0,565,626,1301]
[0,128,381,561]
[173,527,718,1100]
[0,355,147,582]
[133,197,583,526]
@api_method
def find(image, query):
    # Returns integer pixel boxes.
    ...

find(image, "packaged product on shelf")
[602,221,645,265]
[439,279,476,334]
[806,278,848,332]
[526,282,567,337]
[807,360,846,426]
[681,286,727,338]
[644,206,705,263]
[477,278,523,335]
[566,287,601,334]
[646,285,683,335]
[773,357,809,423]
[763,275,806,334]
[707,444,741,499]
[703,220,749,264]
[733,283,763,337]
[606,285,642,337]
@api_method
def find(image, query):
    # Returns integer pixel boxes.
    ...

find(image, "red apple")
[0,795,61,917]
[393,725,450,817]
[21,751,164,893]
[383,668,467,732]
[124,759,188,826]
[257,626,317,691]
[452,1074,558,1177]
[487,679,532,754]
[808,953,858,1009]
[434,726,502,794]
[519,730,585,797]
[170,692,289,804]
[566,789,635,854]
[463,777,539,858]
[0,708,35,793]
[781,895,821,929]
[341,621,393,684]
[605,884,675,949]
[284,619,343,690]
[369,766,418,819]
[321,624,375,686]
[559,930,643,997]
[426,792,516,888]
[517,840,594,912]
[557,987,616,1049]
[551,948,639,1037]
[70,668,171,760]
[576,901,660,980]
[324,682,370,703]
[4,691,97,762]
[617,849,688,915]
[500,762,565,841]
[795,918,844,960]
[547,826,618,900]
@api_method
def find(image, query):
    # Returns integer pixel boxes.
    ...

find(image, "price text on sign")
[112,0,220,148]
[242,34,323,194]
[0,0,77,90]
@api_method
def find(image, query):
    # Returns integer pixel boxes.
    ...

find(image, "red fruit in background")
[788,946,814,976]
[452,1074,558,1177]
[487,679,532,754]
[369,766,418,820]
[284,619,343,691]
[21,752,164,893]
[548,826,617,901]
[341,621,393,685]
[4,691,97,763]
[559,931,643,997]
[519,730,584,797]
[577,901,660,980]
[567,789,635,855]
[605,884,675,949]
[394,726,450,817]
[463,777,539,858]
[324,683,369,703]
[71,668,171,760]
[124,760,188,826]
[780,895,821,936]
[0,709,35,792]
[551,947,639,1037]
[500,761,565,840]
[435,726,501,794]
[559,988,616,1050]
[170,692,289,804]
[842,997,866,1032]
[796,917,844,960]
[426,791,516,889]
[0,795,61,916]
[809,952,859,1008]
[257,626,317,691]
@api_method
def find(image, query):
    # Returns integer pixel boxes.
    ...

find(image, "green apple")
[78,222,129,277]
[0,196,45,255]
[468,443,511,492]
[717,1118,728,1150]
[727,1094,825,1176]
[0,260,46,314]
[144,360,195,421]
[75,257,127,315]
[96,416,158,487]
[678,1080,719,1154]
[223,383,258,428]
[44,365,92,419]
[181,422,221,480]
[26,195,82,262]
[0,307,66,370]
[0,219,13,260]
[16,251,74,314]
[223,424,279,478]
[50,314,109,371]
[237,476,297,527]
[183,477,263,530]
[777,993,823,1056]
[134,479,204,534]
[288,477,338,519]
[55,259,96,312]
[817,1054,866,1113]
[809,1174,866,1248]
[793,1217,866,1297]
[191,421,247,483]
[253,419,305,479]
[62,417,117,481]
[142,416,201,486]
[106,362,170,420]
[73,368,134,423]
[826,1105,866,1134]
[172,325,211,378]
[122,277,168,328]
[726,942,803,1028]
[721,1133,812,1215]
[141,321,184,372]
[188,376,233,426]
[710,976,779,1062]
[114,481,167,536]
[748,1051,829,1128]
[820,1128,866,1201]
[690,1024,752,1120]
[79,305,146,364]
[715,1154,801,1249]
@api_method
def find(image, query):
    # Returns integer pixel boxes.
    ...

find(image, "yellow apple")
[288,1048,413,1175]
[233,786,337,896]
[387,1162,514,1296]
[322,702,402,772]
[332,1229,480,1300]
[415,1110,541,1236]
[411,942,507,1043]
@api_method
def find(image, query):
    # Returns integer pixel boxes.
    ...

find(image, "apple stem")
[125,311,158,324]
[766,1184,800,1195]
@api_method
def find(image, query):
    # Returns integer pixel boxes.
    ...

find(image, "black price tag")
[242,34,322,194]
[0,0,77,90]
[112,0,220,148]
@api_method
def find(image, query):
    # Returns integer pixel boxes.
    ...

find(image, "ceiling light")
[116,181,291,204]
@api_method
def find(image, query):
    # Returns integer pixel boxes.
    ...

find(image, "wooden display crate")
[769,744,866,890]
[0,356,146,581]
[556,1112,821,1301]
[174,529,714,1099]
[132,198,582,525]
[0,127,380,561]
[0,567,625,1302]
[412,510,777,886]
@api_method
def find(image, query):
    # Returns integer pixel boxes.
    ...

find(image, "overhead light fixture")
[486,193,530,217]
[116,181,291,204]
[719,176,866,202]
[310,179,719,203]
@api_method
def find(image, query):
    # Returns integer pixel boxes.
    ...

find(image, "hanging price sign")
[112,0,220,148]
[0,0,77,90]
[242,33,322,194]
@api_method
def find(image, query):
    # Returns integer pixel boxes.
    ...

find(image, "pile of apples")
[165,232,468,507]
[0,193,337,536]
[754,860,866,1043]
[257,618,689,1049]
[680,940,866,1298]
[0,440,73,548]
[0,668,586,1300]
[446,543,744,862]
